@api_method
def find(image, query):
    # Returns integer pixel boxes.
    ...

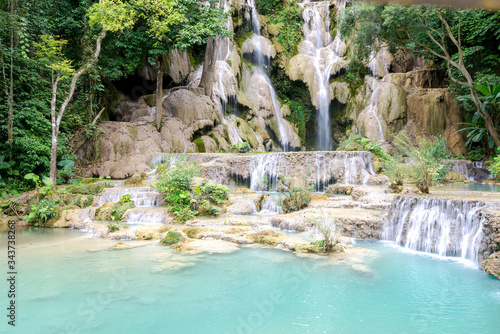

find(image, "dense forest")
[1,0,499,195]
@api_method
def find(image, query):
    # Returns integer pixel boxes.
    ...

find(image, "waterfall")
[244,0,292,151]
[248,151,376,191]
[300,0,346,151]
[96,188,164,207]
[383,196,486,264]
[360,77,386,142]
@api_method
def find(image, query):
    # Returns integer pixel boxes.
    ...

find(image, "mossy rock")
[66,183,106,195]
[161,230,184,245]
[248,230,285,246]
[225,227,248,234]
[388,183,404,194]
[112,201,135,221]
[45,205,79,227]
[95,202,116,221]
[194,137,206,153]
[182,227,210,239]
[124,173,147,186]
[135,228,161,240]
[444,172,465,183]
[295,244,320,253]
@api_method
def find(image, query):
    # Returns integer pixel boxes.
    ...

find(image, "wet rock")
[325,184,353,195]
[484,252,500,280]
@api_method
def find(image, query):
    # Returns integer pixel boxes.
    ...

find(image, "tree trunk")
[199,36,219,97]
[49,29,106,186]
[155,57,163,130]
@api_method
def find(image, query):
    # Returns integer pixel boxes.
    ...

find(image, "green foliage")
[111,200,135,221]
[23,199,56,226]
[196,179,229,206]
[337,134,391,161]
[468,148,483,161]
[66,182,106,195]
[107,221,120,233]
[231,141,251,153]
[118,194,132,204]
[256,0,302,57]
[161,230,183,245]
[488,148,500,177]
[277,174,311,213]
[152,155,202,222]
[391,132,452,193]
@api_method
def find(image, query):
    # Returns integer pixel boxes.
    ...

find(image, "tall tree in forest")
[0,0,16,158]
[35,0,135,186]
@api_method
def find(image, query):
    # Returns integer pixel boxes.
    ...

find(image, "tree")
[339,4,500,147]
[35,0,134,186]
[0,0,16,158]
[132,0,231,130]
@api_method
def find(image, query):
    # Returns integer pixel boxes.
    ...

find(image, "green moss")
[182,227,209,239]
[161,230,184,245]
[248,230,284,246]
[124,173,147,186]
[194,137,206,153]
[66,183,106,195]
[111,201,135,221]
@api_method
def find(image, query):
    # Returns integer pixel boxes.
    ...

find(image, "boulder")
[241,35,276,60]
[163,49,191,84]
[484,252,500,280]
[164,89,222,135]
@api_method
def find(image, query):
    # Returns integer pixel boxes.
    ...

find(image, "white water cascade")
[96,188,164,207]
[245,0,292,151]
[383,196,486,264]
[359,77,386,142]
[300,0,347,150]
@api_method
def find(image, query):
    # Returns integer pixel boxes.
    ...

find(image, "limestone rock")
[164,89,222,134]
[163,49,191,84]
[241,35,276,59]
[484,252,500,280]
[406,88,467,156]
[389,70,444,91]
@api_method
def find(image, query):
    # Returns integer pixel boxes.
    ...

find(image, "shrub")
[161,230,183,245]
[392,132,451,193]
[277,174,311,213]
[111,201,135,221]
[489,152,500,177]
[195,180,229,206]
[66,182,106,195]
[23,199,56,226]
[107,221,120,233]
[337,134,391,161]
[153,155,202,223]
[231,141,251,153]
[310,214,344,253]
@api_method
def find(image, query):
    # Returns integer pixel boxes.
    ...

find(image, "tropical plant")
[23,199,56,226]
[276,174,311,213]
[152,155,202,222]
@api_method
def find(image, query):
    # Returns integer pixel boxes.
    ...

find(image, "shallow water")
[431,182,500,192]
[1,229,500,334]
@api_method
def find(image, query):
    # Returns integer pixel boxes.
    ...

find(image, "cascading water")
[244,0,291,151]
[383,196,486,264]
[360,77,386,142]
[96,188,164,207]
[300,0,347,150]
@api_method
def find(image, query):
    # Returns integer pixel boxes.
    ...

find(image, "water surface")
[1,229,499,334]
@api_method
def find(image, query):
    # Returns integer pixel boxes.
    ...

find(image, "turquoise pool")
[1,229,499,334]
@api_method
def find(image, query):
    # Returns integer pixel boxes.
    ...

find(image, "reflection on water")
[432,182,500,192]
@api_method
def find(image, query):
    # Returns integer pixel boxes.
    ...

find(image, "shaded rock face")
[406,88,467,156]
[450,160,494,182]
